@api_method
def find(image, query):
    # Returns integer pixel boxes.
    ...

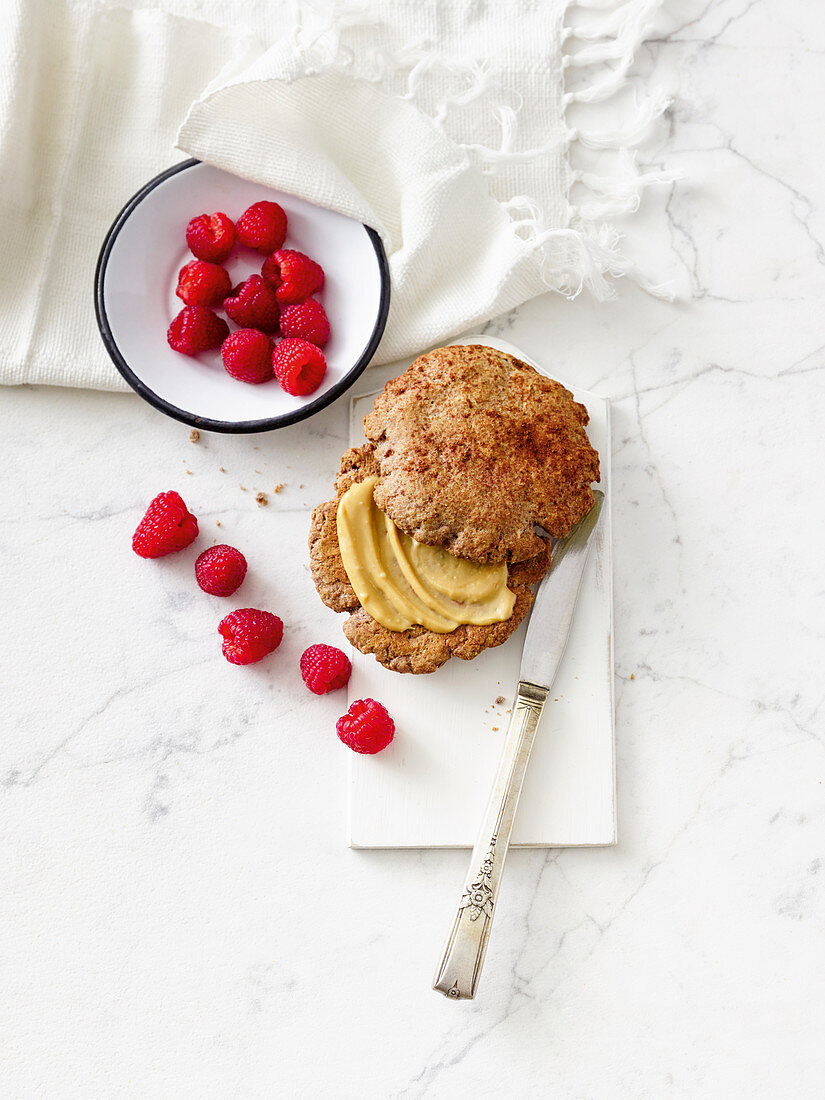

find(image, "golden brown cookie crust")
[362,344,599,563]
[308,445,550,673]
[308,445,378,614]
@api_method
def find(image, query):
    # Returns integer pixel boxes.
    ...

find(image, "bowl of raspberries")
[95,159,390,433]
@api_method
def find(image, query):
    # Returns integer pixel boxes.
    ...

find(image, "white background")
[2,2,824,1096]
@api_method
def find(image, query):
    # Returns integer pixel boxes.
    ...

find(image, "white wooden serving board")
[347,336,615,849]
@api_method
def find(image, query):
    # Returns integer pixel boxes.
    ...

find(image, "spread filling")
[336,476,516,633]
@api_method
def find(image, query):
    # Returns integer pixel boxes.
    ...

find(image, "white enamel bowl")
[95,160,390,433]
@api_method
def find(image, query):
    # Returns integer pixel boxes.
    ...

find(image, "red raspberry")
[300,644,352,694]
[336,699,395,754]
[195,544,247,596]
[273,338,327,396]
[218,608,283,665]
[167,306,229,356]
[221,329,274,384]
[176,260,231,307]
[132,491,198,558]
[236,201,288,254]
[278,299,330,348]
[261,249,324,304]
[186,212,235,263]
[223,275,280,331]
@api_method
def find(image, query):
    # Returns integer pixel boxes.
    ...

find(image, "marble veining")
[1,1,824,1096]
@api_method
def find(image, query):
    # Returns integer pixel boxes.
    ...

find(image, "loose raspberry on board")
[336,699,395,754]
[218,608,284,665]
[132,491,198,558]
[195,545,248,596]
[300,644,352,694]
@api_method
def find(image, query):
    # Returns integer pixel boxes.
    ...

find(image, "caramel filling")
[336,476,516,633]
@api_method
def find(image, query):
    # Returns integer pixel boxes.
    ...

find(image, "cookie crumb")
[630,673,635,681]
[254,469,261,474]
[495,695,505,705]
[273,483,284,494]
[216,521,221,527]
[185,469,192,475]
[219,467,226,473]
[492,727,499,732]
[239,485,247,492]
[255,492,268,507]
[189,429,200,443]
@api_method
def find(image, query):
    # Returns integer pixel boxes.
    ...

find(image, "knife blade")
[520,489,605,689]
[433,489,604,999]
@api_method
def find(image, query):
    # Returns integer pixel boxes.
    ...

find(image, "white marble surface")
[3,2,825,1095]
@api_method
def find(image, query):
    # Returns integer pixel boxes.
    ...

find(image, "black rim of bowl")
[94,158,391,434]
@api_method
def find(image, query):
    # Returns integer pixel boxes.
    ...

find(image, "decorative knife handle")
[432,680,549,1000]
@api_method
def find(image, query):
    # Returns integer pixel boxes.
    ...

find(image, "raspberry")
[278,299,330,348]
[132,491,198,558]
[222,329,274,384]
[176,260,231,307]
[218,608,283,665]
[236,201,288,254]
[223,275,280,332]
[300,644,352,694]
[195,544,247,596]
[261,249,324,304]
[336,699,395,754]
[186,212,236,263]
[167,306,229,356]
[273,338,327,396]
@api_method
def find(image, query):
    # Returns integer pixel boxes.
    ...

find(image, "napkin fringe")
[549,0,677,300]
[201,0,677,307]
[285,0,676,302]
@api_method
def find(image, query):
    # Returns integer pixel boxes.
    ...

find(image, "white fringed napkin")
[0,0,671,391]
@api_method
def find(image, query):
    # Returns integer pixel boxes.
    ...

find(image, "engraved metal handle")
[432,681,549,1000]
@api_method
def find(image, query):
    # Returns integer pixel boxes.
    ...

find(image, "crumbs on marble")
[239,485,247,492]
[189,429,200,443]
[216,520,221,527]
[631,673,635,681]
[273,483,284,494]
[492,727,499,732]
[495,695,505,705]
[219,467,226,473]
[255,492,268,507]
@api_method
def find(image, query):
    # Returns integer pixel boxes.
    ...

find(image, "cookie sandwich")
[309,345,600,674]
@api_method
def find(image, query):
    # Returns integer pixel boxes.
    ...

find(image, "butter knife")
[432,490,604,999]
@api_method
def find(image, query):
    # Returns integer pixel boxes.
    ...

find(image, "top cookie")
[362,345,600,563]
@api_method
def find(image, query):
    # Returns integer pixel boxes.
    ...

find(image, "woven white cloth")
[0,0,669,391]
